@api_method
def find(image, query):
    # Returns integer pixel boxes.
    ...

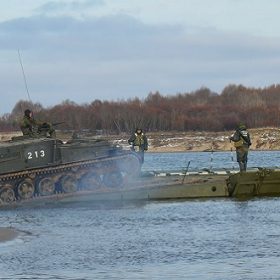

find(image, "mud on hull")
[0,173,230,209]
[227,168,280,197]
[2,168,280,209]
[0,136,142,206]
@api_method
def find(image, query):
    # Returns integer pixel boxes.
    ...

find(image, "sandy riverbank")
[0,227,19,243]
[1,128,280,152]
[112,127,280,152]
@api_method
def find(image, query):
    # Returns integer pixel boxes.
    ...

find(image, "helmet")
[238,123,246,130]
[135,128,142,134]
[24,109,33,118]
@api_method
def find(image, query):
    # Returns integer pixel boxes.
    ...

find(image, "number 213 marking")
[27,150,45,159]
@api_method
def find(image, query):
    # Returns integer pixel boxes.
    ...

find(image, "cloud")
[35,0,105,14]
[1,14,279,62]
[1,13,280,114]
[0,14,183,61]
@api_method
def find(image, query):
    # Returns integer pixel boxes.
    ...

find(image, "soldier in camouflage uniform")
[20,109,56,138]
[128,128,148,163]
[230,123,251,172]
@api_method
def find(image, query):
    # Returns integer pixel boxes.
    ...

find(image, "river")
[1,151,280,280]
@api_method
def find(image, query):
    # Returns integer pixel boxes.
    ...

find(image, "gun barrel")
[52,122,65,126]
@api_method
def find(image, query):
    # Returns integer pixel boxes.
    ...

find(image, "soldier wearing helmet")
[20,109,56,138]
[128,128,148,163]
[230,123,251,172]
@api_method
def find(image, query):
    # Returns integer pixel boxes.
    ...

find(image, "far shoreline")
[145,149,280,153]
[1,128,280,153]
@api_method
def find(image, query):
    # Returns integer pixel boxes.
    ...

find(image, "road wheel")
[37,177,56,196]
[79,172,101,190]
[0,184,15,204]
[60,174,77,193]
[17,178,35,200]
[103,171,123,188]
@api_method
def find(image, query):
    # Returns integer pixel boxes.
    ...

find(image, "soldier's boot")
[239,162,246,172]
[244,161,247,171]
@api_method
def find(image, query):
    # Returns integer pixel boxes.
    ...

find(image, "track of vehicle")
[0,152,141,205]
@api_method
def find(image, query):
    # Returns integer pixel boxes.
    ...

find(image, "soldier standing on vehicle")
[128,128,148,163]
[230,123,251,172]
[20,109,56,138]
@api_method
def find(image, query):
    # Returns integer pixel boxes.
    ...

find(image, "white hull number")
[27,150,46,159]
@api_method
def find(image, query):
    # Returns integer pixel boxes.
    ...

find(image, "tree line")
[1,84,280,133]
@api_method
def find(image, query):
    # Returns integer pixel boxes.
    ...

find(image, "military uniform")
[20,109,56,138]
[21,115,40,137]
[128,128,148,163]
[230,124,251,172]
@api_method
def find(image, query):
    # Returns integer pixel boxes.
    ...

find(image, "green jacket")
[128,132,148,151]
[230,128,251,148]
[20,116,56,138]
[20,115,42,136]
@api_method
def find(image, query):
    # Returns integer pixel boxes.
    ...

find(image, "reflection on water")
[1,152,280,279]
[1,198,280,279]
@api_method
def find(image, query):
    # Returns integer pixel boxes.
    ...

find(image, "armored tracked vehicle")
[0,135,142,204]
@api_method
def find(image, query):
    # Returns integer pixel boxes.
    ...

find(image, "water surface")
[1,151,280,279]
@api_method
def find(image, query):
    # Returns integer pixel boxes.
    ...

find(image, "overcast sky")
[1,0,280,115]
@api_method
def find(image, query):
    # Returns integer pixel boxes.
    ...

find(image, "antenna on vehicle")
[181,160,191,184]
[17,49,32,102]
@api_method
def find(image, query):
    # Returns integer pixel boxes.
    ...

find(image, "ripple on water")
[1,157,280,279]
